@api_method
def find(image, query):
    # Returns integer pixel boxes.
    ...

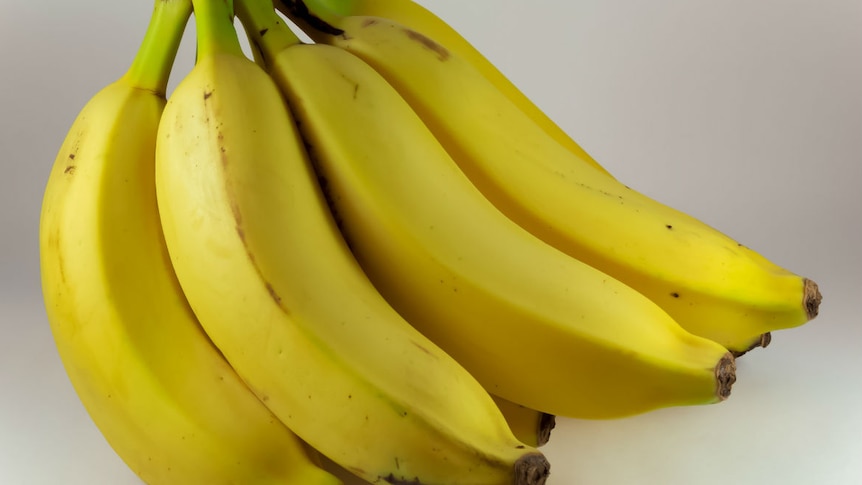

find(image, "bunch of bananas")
[39,0,822,483]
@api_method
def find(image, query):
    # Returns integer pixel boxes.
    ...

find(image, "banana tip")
[514,452,551,485]
[730,332,772,358]
[803,278,822,320]
[536,413,556,447]
[760,331,773,349]
[716,352,737,401]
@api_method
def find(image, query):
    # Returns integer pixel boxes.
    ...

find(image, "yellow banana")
[278,0,610,176]
[276,10,822,354]
[491,395,556,448]
[156,1,549,483]
[241,3,736,420]
[38,1,338,483]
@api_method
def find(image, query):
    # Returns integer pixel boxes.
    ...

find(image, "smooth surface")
[1,1,860,484]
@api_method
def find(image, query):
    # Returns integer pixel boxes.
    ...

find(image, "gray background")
[2,0,860,483]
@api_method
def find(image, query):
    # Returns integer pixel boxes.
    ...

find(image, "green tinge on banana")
[156,1,550,484]
[278,0,612,176]
[39,1,339,483]
[281,9,821,354]
[249,13,736,419]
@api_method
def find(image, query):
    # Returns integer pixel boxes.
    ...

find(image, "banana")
[156,1,549,484]
[301,396,554,485]
[278,0,611,177]
[241,2,736,420]
[275,8,822,354]
[491,395,556,448]
[38,1,339,483]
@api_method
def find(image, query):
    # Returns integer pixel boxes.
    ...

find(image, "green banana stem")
[124,0,193,94]
[192,0,245,60]
[235,0,303,62]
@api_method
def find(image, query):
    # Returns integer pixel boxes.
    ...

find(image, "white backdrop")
[1,1,860,484]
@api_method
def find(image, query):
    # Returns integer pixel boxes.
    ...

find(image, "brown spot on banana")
[410,340,436,358]
[56,250,67,287]
[403,29,450,61]
[265,281,282,304]
[383,473,421,484]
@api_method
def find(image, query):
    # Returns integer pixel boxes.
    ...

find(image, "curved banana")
[275,10,822,354]
[240,3,736,420]
[491,395,556,448]
[38,1,339,483]
[277,0,611,176]
[156,1,549,484]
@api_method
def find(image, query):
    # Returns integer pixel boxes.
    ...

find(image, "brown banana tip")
[729,332,773,358]
[804,278,822,320]
[716,352,737,401]
[514,452,551,485]
[536,413,556,447]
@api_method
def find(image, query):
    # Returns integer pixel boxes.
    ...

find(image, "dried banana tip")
[514,452,551,485]
[730,332,772,358]
[804,278,822,320]
[716,352,737,401]
[536,413,556,447]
